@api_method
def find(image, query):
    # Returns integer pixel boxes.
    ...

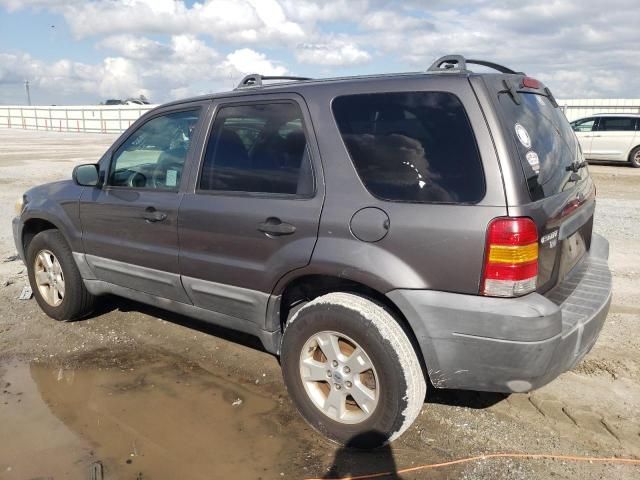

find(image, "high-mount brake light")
[481,217,539,297]
[521,77,541,89]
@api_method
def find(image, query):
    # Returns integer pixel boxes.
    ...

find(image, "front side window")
[199,102,314,196]
[332,92,485,204]
[598,117,636,131]
[571,118,596,132]
[109,109,200,189]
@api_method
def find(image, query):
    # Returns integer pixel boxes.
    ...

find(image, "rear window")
[332,92,485,204]
[498,92,584,200]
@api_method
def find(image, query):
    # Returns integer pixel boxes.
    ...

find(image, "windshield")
[498,92,586,200]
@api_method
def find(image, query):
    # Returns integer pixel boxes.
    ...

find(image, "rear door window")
[497,93,584,200]
[199,102,314,196]
[332,92,485,204]
[598,117,636,131]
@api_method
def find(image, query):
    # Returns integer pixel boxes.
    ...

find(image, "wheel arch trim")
[21,214,69,253]
[270,272,430,382]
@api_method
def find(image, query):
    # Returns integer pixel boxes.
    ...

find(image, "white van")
[571,114,640,167]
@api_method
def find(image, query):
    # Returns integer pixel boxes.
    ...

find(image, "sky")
[0,0,638,105]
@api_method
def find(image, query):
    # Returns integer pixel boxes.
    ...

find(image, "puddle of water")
[0,349,308,480]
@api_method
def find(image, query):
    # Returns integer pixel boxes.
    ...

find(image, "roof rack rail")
[236,74,312,89]
[427,55,524,75]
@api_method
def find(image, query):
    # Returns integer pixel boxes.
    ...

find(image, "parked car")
[124,97,151,105]
[103,96,151,106]
[13,55,612,447]
[570,113,640,167]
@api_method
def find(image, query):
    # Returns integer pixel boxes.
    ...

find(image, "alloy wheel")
[33,249,65,307]
[299,331,379,424]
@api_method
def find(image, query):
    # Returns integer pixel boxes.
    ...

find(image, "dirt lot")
[0,128,639,480]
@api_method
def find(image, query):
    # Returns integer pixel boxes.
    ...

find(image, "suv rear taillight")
[481,217,538,297]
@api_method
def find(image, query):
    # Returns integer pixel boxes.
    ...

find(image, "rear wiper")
[498,79,521,105]
[565,160,587,172]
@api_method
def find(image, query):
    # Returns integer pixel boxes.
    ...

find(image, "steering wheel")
[126,170,147,188]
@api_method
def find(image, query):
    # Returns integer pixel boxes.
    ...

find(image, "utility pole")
[25,80,32,106]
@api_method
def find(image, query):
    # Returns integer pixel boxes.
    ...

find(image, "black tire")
[280,292,426,448]
[26,230,95,321]
[629,146,640,168]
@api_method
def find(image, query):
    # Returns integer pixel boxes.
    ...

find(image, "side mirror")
[73,164,100,187]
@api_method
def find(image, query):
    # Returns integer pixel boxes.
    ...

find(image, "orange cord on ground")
[307,452,640,480]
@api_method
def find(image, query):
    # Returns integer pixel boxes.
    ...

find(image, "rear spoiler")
[429,54,558,108]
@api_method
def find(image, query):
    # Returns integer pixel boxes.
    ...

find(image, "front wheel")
[280,292,426,448]
[26,230,96,321]
[629,146,640,168]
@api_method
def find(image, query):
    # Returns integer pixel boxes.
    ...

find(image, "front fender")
[21,180,85,253]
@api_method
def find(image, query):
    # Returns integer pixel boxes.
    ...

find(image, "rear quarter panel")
[279,76,507,294]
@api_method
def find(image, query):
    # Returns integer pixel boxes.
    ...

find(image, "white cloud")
[98,35,172,61]
[360,10,432,31]
[0,0,78,10]
[3,0,308,45]
[98,57,148,100]
[170,35,219,64]
[2,0,640,101]
[0,36,287,104]
[224,48,287,76]
[279,0,367,22]
[242,0,305,41]
[0,52,148,102]
[62,0,189,37]
[169,86,191,100]
[353,0,640,97]
[296,41,371,66]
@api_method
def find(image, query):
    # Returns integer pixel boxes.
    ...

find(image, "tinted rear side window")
[598,117,636,131]
[332,92,485,204]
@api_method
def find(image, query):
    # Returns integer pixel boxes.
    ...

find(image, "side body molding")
[181,276,270,326]
[84,254,190,303]
[73,253,280,352]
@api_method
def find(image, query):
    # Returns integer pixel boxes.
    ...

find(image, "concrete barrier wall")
[1,99,639,133]
[558,99,640,121]
[0,105,155,133]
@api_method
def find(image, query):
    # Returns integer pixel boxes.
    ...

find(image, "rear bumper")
[387,233,612,393]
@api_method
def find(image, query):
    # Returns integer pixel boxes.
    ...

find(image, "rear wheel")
[629,146,640,168]
[26,230,95,321]
[280,292,426,448]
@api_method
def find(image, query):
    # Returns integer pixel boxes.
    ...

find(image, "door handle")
[142,206,167,223]
[258,217,296,236]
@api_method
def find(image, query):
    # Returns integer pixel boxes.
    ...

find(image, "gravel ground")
[0,129,639,479]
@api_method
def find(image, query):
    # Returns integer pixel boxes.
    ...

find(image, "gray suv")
[12,55,612,447]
